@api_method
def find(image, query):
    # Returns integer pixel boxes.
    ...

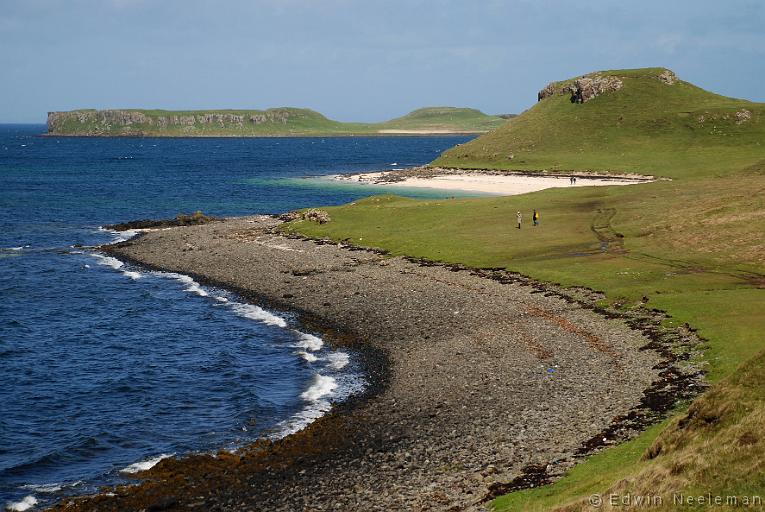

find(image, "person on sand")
[517,211,522,229]
[533,209,539,226]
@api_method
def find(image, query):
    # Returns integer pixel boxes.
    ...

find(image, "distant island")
[45,107,512,137]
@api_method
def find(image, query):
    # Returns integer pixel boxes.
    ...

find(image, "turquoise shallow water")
[0,125,476,509]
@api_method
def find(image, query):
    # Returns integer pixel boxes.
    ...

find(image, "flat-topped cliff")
[46,107,508,137]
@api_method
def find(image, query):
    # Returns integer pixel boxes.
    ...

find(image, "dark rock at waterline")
[104,211,221,231]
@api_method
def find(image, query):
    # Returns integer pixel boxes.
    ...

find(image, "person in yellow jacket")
[533,209,540,226]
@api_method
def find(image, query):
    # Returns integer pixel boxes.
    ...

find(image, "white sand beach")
[334,169,654,196]
[376,129,482,134]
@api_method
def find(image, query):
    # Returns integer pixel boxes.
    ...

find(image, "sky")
[1,0,764,123]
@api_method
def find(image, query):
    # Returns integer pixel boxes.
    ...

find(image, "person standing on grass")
[533,209,539,226]
[517,211,522,229]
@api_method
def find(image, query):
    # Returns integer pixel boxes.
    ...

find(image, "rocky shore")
[53,216,702,512]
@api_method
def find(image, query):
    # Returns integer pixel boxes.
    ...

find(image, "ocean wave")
[20,480,82,494]
[294,332,323,351]
[229,302,287,328]
[298,351,318,363]
[80,259,364,451]
[6,496,38,511]
[98,227,139,244]
[271,399,332,438]
[325,351,350,370]
[20,483,60,494]
[91,253,124,270]
[270,371,365,438]
[164,273,209,297]
[120,453,174,474]
[90,253,144,280]
[301,374,338,401]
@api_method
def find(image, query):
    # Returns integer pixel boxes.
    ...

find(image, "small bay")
[0,126,474,508]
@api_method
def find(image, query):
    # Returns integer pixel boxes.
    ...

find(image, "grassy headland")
[286,68,765,509]
[45,106,507,137]
[434,67,763,180]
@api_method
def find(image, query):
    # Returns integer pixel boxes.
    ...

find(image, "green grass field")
[46,106,507,137]
[286,68,765,510]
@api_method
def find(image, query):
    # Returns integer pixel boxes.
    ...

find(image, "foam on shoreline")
[88,233,367,475]
[326,351,350,370]
[228,301,287,327]
[98,226,140,244]
[6,496,38,511]
[120,453,175,474]
[301,374,338,401]
[165,273,210,297]
[295,332,323,351]
[298,351,319,362]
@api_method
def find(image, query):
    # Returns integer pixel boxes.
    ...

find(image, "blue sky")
[1,0,764,123]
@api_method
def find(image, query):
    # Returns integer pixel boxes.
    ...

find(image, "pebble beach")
[45,215,684,511]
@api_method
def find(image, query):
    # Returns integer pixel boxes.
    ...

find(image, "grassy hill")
[378,106,510,133]
[46,106,507,137]
[286,68,765,510]
[433,67,764,179]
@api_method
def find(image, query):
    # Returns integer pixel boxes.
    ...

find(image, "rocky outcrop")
[250,111,291,125]
[658,69,677,85]
[303,208,331,224]
[736,109,753,125]
[278,209,331,224]
[537,82,562,101]
[537,69,679,104]
[569,75,623,103]
[697,108,753,126]
[537,74,623,104]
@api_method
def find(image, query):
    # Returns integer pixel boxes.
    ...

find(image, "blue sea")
[0,125,475,510]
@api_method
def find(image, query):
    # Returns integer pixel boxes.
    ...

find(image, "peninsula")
[45,106,510,137]
[293,67,765,511]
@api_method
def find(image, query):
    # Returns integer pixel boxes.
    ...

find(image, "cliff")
[46,107,508,137]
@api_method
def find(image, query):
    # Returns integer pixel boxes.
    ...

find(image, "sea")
[0,125,475,510]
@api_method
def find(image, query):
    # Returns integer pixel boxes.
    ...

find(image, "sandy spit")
[56,216,665,512]
[334,167,655,196]
[375,129,489,135]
